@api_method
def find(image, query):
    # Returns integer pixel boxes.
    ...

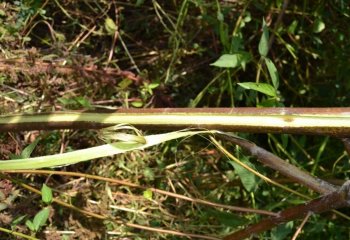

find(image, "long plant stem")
[1,108,350,136]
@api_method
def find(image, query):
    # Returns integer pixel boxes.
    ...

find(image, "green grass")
[1,0,350,239]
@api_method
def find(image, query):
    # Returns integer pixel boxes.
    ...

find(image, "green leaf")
[58,96,92,109]
[265,58,279,89]
[217,11,224,21]
[238,82,277,97]
[211,52,251,70]
[228,158,259,192]
[148,83,159,89]
[285,43,298,59]
[25,220,35,232]
[105,17,117,35]
[131,101,143,108]
[57,97,73,106]
[259,19,269,57]
[33,207,50,231]
[143,189,153,200]
[41,184,53,204]
[21,138,40,159]
[243,12,251,23]
[271,221,294,240]
[135,0,145,7]
[11,214,27,226]
[118,78,133,89]
[287,20,298,34]
[313,18,325,33]
[54,31,66,42]
[257,98,279,107]
[10,138,41,160]
[75,96,91,108]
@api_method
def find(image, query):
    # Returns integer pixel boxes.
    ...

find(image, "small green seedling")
[25,184,52,234]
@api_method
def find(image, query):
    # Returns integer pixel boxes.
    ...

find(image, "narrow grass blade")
[0,130,213,170]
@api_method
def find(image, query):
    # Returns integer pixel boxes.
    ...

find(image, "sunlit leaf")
[41,184,53,204]
[211,52,251,70]
[105,17,117,35]
[33,207,50,231]
[11,138,40,160]
[228,158,259,192]
[131,101,143,108]
[217,11,224,21]
[313,19,325,33]
[25,220,35,232]
[143,189,153,200]
[238,82,277,97]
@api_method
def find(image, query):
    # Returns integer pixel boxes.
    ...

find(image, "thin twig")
[3,174,220,240]
[268,0,290,52]
[106,5,120,66]
[217,133,338,194]
[291,211,311,240]
[2,170,276,216]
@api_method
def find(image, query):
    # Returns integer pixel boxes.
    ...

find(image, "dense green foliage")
[1,1,350,239]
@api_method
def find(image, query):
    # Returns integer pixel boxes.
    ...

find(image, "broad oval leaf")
[105,17,117,35]
[211,52,251,70]
[33,207,50,231]
[313,19,325,33]
[228,158,258,192]
[238,82,277,97]
[41,184,53,204]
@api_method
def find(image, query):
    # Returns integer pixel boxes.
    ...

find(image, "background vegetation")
[0,0,350,239]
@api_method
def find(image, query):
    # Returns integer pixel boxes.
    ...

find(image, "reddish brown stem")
[224,181,350,240]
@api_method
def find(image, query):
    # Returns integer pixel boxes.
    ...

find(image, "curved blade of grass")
[0,129,213,170]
